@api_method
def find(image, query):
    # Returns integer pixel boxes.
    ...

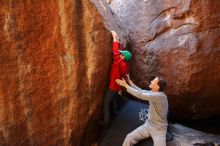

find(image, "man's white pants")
[122,124,166,146]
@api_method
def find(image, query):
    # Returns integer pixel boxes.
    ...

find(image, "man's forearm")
[129,82,142,91]
[126,86,151,101]
[124,84,130,89]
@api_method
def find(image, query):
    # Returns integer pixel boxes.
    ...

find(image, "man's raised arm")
[111,31,119,43]
[116,79,154,101]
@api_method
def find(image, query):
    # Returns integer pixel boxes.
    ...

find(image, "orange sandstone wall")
[0,0,127,145]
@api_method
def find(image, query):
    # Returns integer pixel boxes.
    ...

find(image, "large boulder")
[110,0,220,120]
[0,0,126,146]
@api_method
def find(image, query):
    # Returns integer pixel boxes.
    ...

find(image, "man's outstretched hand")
[116,78,129,88]
[126,74,133,85]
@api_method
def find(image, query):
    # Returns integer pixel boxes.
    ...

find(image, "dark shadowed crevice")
[69,0,89,146]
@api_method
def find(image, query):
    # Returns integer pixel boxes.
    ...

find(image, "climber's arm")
[111,31,119,43]
[111,31,121,57]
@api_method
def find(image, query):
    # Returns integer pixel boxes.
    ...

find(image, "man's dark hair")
[157,77,167,92]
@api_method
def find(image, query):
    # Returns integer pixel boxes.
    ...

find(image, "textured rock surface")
[110,0,220,120]
[167,124,220,146]
[0,0,126,146]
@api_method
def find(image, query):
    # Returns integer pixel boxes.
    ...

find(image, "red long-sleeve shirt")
[109,42,129,92]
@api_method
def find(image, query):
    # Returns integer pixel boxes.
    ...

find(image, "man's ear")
[157,85,160,91]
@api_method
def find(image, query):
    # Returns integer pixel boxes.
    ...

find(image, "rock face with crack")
[110,0,220,120]
[0,0,127,145]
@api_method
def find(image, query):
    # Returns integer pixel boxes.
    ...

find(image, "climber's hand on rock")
[111,31,119,42]
[107,0,112,4]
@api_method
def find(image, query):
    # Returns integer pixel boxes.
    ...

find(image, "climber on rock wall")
[100,31,131,127]
[116,75,168,146]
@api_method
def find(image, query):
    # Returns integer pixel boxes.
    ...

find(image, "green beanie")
[119,50,132,61]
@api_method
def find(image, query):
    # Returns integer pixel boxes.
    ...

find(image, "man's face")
[149,77,160,91]
[120,54,125,60]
